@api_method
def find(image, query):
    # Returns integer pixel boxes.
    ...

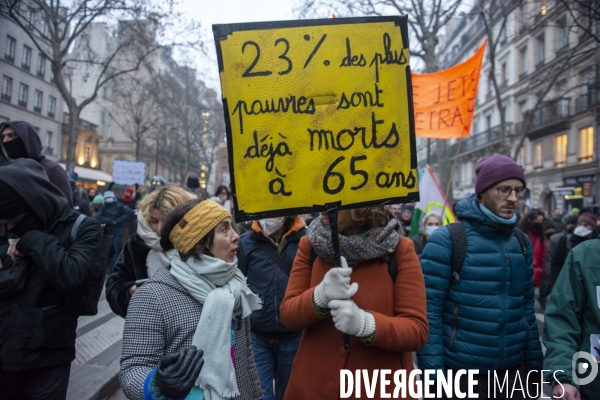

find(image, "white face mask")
[573,225,593,237]
[259,217,286,237]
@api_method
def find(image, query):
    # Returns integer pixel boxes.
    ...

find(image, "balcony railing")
[535,60,545,70]
[4,54,14,63]
[44,146,54,155]
[21,62,30,71]
[18,100,27,108]
[556,44,569,57]
[459,127,502,154]
[499,81,508,91]
[519,71,528,81]
[47,111,55,118]
[0,93,10,102]
[575,91,599,114]
[37,71,45,79]
[33,106,41,113]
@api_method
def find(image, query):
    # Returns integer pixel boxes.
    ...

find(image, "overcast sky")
[179,0,297,93]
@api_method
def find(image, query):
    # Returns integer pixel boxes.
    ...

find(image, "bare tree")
[559,0,600,43]
[295,0,463,203]
[110,72,159,161]
[0,0,202,170]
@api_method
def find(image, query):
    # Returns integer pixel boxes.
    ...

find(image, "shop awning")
[60,164,113,185]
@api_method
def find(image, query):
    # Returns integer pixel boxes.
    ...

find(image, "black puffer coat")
[0,159,102,371]
[105,234,150,318]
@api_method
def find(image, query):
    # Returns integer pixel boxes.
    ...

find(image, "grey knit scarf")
[307,216,401,266]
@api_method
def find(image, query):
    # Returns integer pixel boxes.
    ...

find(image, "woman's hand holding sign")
[313,256,358,308]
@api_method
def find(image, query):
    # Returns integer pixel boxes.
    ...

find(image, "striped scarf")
[307,216,401,266]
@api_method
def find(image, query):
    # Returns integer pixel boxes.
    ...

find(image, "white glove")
[328,300,376,337]
[313,256,358,308]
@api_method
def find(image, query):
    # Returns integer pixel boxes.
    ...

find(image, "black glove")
[155,346,204,398]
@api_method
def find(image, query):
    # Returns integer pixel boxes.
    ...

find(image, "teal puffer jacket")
[416,194,543,372]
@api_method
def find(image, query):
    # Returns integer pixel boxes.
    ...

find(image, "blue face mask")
[425,226,439,236]
[479,203,517,224]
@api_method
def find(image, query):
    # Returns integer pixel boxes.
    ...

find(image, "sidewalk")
[67,290,123,400]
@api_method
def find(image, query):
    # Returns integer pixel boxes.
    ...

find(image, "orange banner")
[412,40,487,139]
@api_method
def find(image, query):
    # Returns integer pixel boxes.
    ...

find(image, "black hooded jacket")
[0,121,72,207]
[0,159,102,371]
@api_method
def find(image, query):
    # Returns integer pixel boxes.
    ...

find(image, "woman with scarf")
[280,206,428,400]
[106,186,195,318]
[410,212,442,258]
[120,198,263,400]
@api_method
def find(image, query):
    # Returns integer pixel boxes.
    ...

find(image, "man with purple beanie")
[417,154,542,399]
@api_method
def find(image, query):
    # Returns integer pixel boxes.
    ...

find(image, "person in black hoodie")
[0,159,102,399]
[0,121,73,207]
[105,186,195,317]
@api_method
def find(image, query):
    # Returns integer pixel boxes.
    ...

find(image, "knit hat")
[103,190,116,203]
[67,171,78,189]
[401,204,414,212]
[0,180,29,219]
[186,173,200,189]
[578,212,597,227]
[169,200,231,254]
[475,154,526,195]
[93,194,105,205]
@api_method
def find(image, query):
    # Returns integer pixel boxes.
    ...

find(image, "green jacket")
[543,238,600,398]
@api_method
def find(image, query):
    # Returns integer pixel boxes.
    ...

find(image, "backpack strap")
[70,214,86,243]
[258,240,292,276]
[308,244,397,283]
[447,222,468,285]
[513,228,528,259]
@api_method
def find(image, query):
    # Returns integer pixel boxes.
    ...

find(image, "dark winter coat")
[411,232,427,258]
[0,121,72,207]
[96,202,134,237]
[105,234,150,318]
[237,218,306,337]
[73,193,92,217]
[416,194,543,373]
[0,159,102,371]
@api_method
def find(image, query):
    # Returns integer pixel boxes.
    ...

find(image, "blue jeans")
[251,332,301,400]
[108,234,122,275]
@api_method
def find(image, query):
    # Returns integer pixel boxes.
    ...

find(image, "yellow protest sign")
[213,17,418,220]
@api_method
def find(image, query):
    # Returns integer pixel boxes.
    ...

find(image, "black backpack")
[70,214,113,316]
[446,222,528,284]
[309,246,398,283]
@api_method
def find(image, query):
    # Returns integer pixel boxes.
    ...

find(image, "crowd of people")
[1,120,600,400]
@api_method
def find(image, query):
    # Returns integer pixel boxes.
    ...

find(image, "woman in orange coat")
[280,206,428,400]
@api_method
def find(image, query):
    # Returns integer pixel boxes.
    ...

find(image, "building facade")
[0,8,64,161]
[434,0,599,212]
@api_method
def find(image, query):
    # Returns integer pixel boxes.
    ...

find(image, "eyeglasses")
[496,186,528,198]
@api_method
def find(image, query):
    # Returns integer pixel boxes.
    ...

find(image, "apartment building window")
[555,134,567,166]
[18,83,28,108]
[46,131,54,154]
[580,126,594,162]
[33,90,43,113]
[499,25,508,46]
[519,47,528,79]
[557,81,569,116]
[37,54,45,78]
[48,96,56,118]
[535,142,543,168]
[22,45,31,71]
[556,17,569,54]
[535,35,545,68]
[501,63,507,87]
[5,36,15,63]
[1,76,12,102]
